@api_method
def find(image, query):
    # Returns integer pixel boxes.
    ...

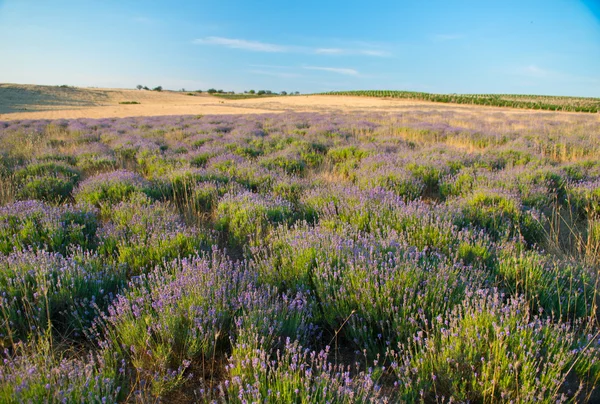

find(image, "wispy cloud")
[359,49,390,57]
[315,48,345,55]
[303,66,359,76]
[193,36,288,52]
[521,65,553,78]
[194,36,390,57]
[315,48,390,57]
[248,64,295,69]
[432,34,465,41]
[249,70,302,78]
[515,64,600,84]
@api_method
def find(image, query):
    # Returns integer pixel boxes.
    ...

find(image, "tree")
[280,91,287,96]
[153,86,163,92]
[136,85,143,90]
[248,90,255,94]
[257,90,266,95]
[143,86,150,90]
[207,88,217,94]
[195,89,203,93]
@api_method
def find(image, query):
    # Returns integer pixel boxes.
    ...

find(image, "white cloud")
[194,37,390,57]
[194,36,288,52]
[249,70,302,78]
[303,66,359,76]
[359,49,390,57]
[315,48,345,55]
[433,34,465,41]
[515,65,600,84]
[522,65,553,78]
[248,64,294,69]
[316,47,390,57]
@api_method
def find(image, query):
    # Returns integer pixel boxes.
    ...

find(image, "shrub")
[15,162,81,203]
[253,225,481,358]
[327,146,369,178]
[569,180,600,219]
[0,201,98,255]
[454,190,544,245]
[217,338,383,403]
[496,246,596,320]
[74,170,152,208]
[216,191,295,248]
[98,198,213,275]
[0,338,122,403]
[260,153,306,175]
[75,154,117,176]
[96,253,312,396]
[0,249,124,343]
[356,163,425,200]
[392,289,599,402]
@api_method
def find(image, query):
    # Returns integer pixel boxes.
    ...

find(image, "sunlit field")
[324,91,600,113]
[1,109,600,402]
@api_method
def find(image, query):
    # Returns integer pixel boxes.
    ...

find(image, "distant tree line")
[136,85,162,92]
[134,85,301,96]
[323,90,600,113]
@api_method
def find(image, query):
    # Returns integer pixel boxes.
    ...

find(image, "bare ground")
[1,83,595,121]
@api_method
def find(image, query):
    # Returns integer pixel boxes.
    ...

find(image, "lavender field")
[1,109,600,403]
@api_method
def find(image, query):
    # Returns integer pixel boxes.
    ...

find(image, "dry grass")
[4,83,598,121]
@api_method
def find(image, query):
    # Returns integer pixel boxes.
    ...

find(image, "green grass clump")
[327,146,370,178]
[455,190,544,245]
[74,170,153,209]
[15,162,81,203]
[98,197,213,275]
[0,201,98,255]
[254,225,479,358]
[393,289,597,403]
[97,254,307,396]
[0,337,122,403]
[219,338,382,403]
[495,246,597,320]
[216,191,295,248]
[0,250,124,344]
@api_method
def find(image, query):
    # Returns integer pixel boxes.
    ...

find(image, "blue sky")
[0,0,599,96]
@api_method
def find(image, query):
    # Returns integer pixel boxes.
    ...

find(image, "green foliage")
[98,198,212,275]
[0,250,124,343]
[323,90,600,113]
[75,154,117,176]
[0,202,98,255]
[260,154,306,175]
[0,337,123,403]
[216,192,295,248]
[74,171,153,209]
[15,162,81,203]
[393,290,595,403]
[455,190,544,244]
[496,247,597,320]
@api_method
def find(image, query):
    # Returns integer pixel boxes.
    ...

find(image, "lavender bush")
[0,200,98,254]
[1,110,600,401]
